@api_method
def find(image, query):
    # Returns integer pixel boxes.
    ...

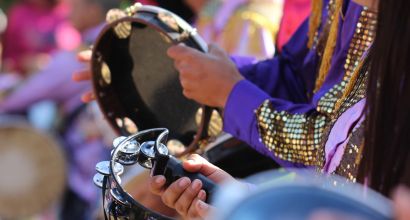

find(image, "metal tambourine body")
[95,128,217,219]
[95,128,173,220]
[91,4,211,152]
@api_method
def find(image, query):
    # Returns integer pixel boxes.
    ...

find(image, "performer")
[168,0,377,170]
[276,0,311,51]
[186,0,284,59]
[75,0,377,174]
[149,0,410,219]
[1,0,70,75]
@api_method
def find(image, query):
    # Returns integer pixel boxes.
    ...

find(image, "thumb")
[182,154,234,183]
[208,43,227,58]
[182,154,219,176]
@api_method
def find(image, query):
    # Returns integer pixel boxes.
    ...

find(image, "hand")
[149,154,236,219]
[168,43,243,108]
[72,50,95,102]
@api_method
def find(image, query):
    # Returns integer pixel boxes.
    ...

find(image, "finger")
[186,197,202,220]
[179,78,195,91]
[175,179,203,215]
[183,154,220,176]
[195,200,214,219]
[77,50,92,62]
[182,87,194,98]
[72,69,92,82]
[162,177,191,208]
[81,91,96,103]
[186,191,206,220]
[148,175,167,195]
[198,190,206,201]
[167,44,204,61]
[176,61,198,80]
[175,60,196,76]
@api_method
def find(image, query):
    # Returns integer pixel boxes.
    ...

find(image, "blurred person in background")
[185,0,284,59]
[277,0,311,52]
[0,0,118,219]
[184,0,311,58]
[1,0,80,76]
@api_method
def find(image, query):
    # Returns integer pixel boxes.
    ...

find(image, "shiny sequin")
[316,8,376,117]
[255,7,376,171]
[257,100,328,165]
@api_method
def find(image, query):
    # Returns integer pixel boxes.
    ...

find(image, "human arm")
[0,51,87,113]
[168,40,325,168]
[72,50,95,103]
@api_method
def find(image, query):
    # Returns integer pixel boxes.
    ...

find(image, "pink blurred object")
[136,0,158,6]
[277,0,311,51]
[55,22,82,51]
[2,2,70,74]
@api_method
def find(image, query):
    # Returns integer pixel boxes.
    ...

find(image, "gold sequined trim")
[316,8,377,116]
[334,125,365,182]
[256,100,328,165]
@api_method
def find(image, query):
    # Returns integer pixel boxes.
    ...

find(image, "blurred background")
[0,0,310,219]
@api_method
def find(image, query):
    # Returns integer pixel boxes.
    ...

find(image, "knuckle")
[161,196,169,206]
[187,209,198,220]
[175,203,186,215]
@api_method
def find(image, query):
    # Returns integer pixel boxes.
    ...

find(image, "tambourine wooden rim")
[91,4,212,157]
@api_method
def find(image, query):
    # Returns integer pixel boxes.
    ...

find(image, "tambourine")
[94,128,217,220]
[91,3,214,156]
[0,116,66,219]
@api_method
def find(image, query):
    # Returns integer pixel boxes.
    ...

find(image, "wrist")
[219,75,244,108]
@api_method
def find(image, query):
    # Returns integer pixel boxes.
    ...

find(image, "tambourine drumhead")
[92,5,207,145]
[0,122,65,219]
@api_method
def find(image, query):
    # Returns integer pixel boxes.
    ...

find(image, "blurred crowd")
[0,0,310,219]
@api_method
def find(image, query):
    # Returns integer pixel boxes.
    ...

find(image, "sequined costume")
[196,0,284,59]
[224,0,376,176]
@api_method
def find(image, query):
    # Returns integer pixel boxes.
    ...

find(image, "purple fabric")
[0,51,87,114]
[0,74,22,91]
[0,24,103,114]
[323,99,365,173]
[224,0,365,167]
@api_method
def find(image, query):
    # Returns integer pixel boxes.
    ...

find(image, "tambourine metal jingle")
[116,139,140,165]
[91,5,208,149]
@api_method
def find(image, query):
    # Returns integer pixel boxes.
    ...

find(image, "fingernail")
[155,176,165,184]
[192,179,202,190]
[179,177,190,187]
[197,200,208,211]
[198,190,206,200]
